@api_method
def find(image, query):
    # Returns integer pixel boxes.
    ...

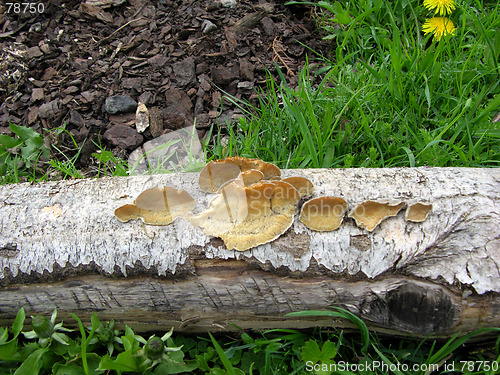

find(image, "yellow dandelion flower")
[422,17,456,41]
[423,0,456,16]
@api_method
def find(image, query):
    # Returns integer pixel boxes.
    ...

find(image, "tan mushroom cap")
[269,180,300,214]
[216,169,266,193]
[190,177,249,236]
[241,169,265,186]
[299,196,347,231]
[348,200,405,231]
[115,186,196,225]
[198,156,281,192]
[282,176,314,198]
[405,202,432,222]
[190,179,300,251]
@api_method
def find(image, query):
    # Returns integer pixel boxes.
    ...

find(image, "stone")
[41,67,57,81]
[173,56,195,87]
[26,46,43,59]
[148,54,168,67]
[128,125,205,174]
[81,91,95,103]
[237,81,254,90]
[108,113,136,125]
[221,0,237,7]
[202,20,217,34]
[212,91,222,109]
[64,86,79,95]
[73,58,90,70]
[195,113,211,129]
[135,103,149,133]
[69,110,85,127]
[138,92,152,105]
[103,124,143,150]
[149,107,164,138]
[198,74,212,91]
[164,113,186,130]
[239,58,254,81]
[260,17,276,36]
[211,64,239,86]
[196,62,208,74]
[27,107,38,124]
[164,87,193,122]
[121,78,142,91]
[38,100,60,119]
[31,88,45,102]
[194,97,204,117]
[105,95,137,115]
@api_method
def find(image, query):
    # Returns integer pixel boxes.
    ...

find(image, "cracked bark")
[0,167,498,337]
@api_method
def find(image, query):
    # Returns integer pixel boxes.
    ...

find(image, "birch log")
[0,167,499,337]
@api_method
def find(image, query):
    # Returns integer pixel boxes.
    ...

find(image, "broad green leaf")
[0,328,7,345]
[9,123,39,141]
[13,347,48,375]
[330,1,351,24]
[301,340,337,363]
[0,134,22,149]
[12,308,25,338]
[154,359,199,374]
[53,362,85,375]
[98,351,142,372]
[0,339,18,360]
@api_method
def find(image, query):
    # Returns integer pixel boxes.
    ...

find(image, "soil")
[0,0,330,175]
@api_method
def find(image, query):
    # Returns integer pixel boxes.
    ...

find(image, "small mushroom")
[241,169,265,186]
[189,178,249,236]
[115,186,195,225]
[348,200,405,231]
[190,179,300,251]
[405,202,432,222]
[269,180,300,214]
[299,196,347,231]
[198,156,281,192]
[282,177,314,198]
[198,162,241,193]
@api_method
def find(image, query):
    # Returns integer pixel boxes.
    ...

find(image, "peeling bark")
[0,167,499,335]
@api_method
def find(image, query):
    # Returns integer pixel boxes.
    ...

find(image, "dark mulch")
[0,0,330,174]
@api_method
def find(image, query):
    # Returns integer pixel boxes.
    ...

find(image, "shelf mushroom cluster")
[115,156,432,251]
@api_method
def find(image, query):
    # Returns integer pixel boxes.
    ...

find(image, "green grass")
[209,0,499,168]
[1,307,499,374]
[0,123,129,185]
[2,2,498,180]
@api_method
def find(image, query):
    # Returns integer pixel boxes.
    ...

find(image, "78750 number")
[5,3,45,14]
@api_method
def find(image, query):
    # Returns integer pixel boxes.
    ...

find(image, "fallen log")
[0,167,499,337]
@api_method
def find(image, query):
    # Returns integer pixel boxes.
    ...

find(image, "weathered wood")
[0,168,499,336]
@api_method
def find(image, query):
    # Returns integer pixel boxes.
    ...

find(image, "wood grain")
[0,168,498,335]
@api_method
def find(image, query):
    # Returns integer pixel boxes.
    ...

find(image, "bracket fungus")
[282,176,314,198]
[115,156,433,251]
[241,169,265,187]
[405,202,432,222]
[190,179,300,251]
[198,156,281,193]
[348,200,405,231]
[115,187,195,225]
[299,196,347,231]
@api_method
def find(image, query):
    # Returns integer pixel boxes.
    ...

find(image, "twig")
[97,17,144,45]
[271,36,294,77]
